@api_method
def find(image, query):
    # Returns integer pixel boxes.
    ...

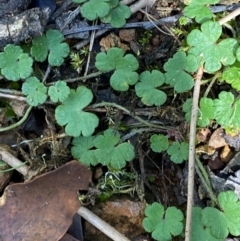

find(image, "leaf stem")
[0,105,32,132]
[185,65,203,241]
[92,102,172,130]
[195,155,218,206]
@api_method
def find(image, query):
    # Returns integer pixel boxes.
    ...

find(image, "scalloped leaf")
[31,29,70,66]
[48,81,70,103]
[22,77,47,106]
[0,44,33,81]
[143,202,184,241]
[150,134,169,153]
[55,86,99,137]
[167,142,189,164]
[135,70,167,106]
[101,4,131,28]
[163,51,199,93]
[187,21,238,73]
[95,47,139,91]
[81,0,111,20]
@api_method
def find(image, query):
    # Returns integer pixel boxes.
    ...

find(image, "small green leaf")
[164,51,199,93]
[135,70,167,106]
[218,191,240,236]
[150,134,169,153]
[143,202,184,241]
[55,86,99,137]
[198,97,214,127]
[191,207,224,241]
[101,4,131,28]
[31,29,70,66]
[94,129,135,169]
[71,136,98,166]
[187,21,238,73]
[22,77,47,106]
[182,98,192,122]
[221,67,240,91]
[81,0,111,20]
[213,91,240,130]
[95,47,139,91]
[183,0,219,23]
[202,207,228,239]
[0,44,33,81]
[48,80,70,103]
[167,142,189,163]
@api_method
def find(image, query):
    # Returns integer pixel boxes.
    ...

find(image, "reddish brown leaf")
[0,160,91,241]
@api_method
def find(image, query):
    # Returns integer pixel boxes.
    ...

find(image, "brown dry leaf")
[196,128,211,143]
[60,233,81,241]
[220,145,234,164]
[196,144,215,155]
[0,160,91,241]
[209,128,227,148]
[100,33,130,51]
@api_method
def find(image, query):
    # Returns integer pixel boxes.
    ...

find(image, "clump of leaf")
[101,1,131,28]
[142,202,184,241]
[22,77,47,106]
[31,29,70,66]
[135,70,167,106]
[48,81,70,103]
[183,0,220,23]
[187,21,238,73]
[95,47,139,91]
[72,129,135,169]
[55,86,99,137]
[163,51,199,93]
[0,44,33,81]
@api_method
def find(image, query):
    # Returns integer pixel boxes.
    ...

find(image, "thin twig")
[218,6,240,25]
[0,92,26,101]
[203,71,221,97]
[84,20,97,76]
[92,102,172,130]
[78,207,131,241]
[185,65,203,241]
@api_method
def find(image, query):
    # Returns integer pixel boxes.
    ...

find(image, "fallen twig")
[185,65,204,241]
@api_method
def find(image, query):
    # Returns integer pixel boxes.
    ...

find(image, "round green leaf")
[143,202,184,241]
[48,80,70,103]
[0,44,33,81]
[22,77,47,106]
[135,70,167,106]
[150,134,169,153]
[55,86,99,137]
[167,142,189,164]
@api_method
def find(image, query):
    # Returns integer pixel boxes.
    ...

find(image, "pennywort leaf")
[164,51,199,93]
[187,21,238,73]
[48,80,70,103]
[143,202,184,241]
[221,67,240,91]
[101,3,131,28]
[81,0,111,20]
[135,70,167,106]
[167,142,189,164]
[71,129,135,169]
[22,77,47,106]
[0,44,33,81]
[150,134,169,153]
[31,29,70,66]
[55,86,99,137]
[95,47,139,91]
[198,97,214,127]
